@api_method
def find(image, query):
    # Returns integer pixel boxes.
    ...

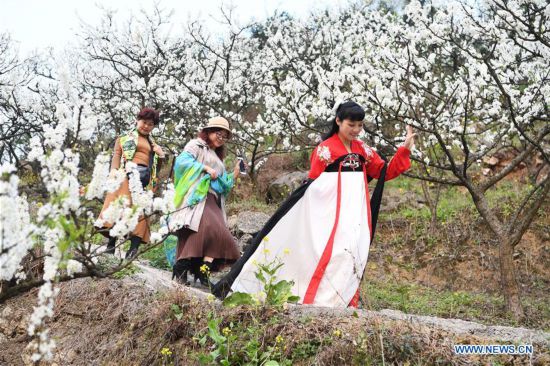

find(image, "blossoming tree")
[0,0,548,360]
[357,0,549,319]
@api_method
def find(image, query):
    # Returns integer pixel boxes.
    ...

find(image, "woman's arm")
[110,138,122,172]
[365,125,415,181]
[365,147,411,181]
[308,145,331,179]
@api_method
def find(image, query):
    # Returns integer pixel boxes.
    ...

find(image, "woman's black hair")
[322,101,365,141]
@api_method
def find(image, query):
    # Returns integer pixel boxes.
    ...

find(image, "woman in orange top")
[97,108,165,259]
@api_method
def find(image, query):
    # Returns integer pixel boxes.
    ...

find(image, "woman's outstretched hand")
[204,165,218,180]
[233,159,247,178]
[404,125,416,151]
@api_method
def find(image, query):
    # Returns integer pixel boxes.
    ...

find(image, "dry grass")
[2,277,548,365]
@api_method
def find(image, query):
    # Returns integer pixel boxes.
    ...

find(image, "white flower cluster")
[0,163,35,281]
[27,228,63,362]
[126,162,154,216]
[253,157,269,172]
[27,281,59,362]
[85,153,111,199]
[66,259,83,277]
[153,183,175,213]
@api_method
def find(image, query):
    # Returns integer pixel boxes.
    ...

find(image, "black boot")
[172,259,193,285]
[125,236,141,260]
[105,237,116,255]
[193,260,215,287]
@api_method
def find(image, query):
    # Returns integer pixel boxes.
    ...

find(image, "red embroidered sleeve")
[308,145,332,179]
[366,146,411,181]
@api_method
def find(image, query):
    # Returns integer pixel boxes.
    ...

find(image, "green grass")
[384,177,475,220]
[361,279,550,330]
[485,180,535,219]
[226,196,275,215]
[381,176,540,225]
[140,243,172,270]
[91,233,106,245]
[112,263,141,279]
[363,279,499,320]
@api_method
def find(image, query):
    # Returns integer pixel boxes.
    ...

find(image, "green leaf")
[255,270,267,283]
[209,349,220,360]
[170,303,182,315]
[287,295,300,303]
[223,292,256,308]
[198,354,212,364]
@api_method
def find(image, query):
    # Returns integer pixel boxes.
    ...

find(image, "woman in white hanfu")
[213,101,416,307]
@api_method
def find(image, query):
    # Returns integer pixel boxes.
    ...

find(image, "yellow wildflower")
[333,329,342,338]
[222,327,231,336]
[160,347,172,356]
[283,248,290,255]
[199,264,210,274]
[275,335,284,344]
[263,248,270,255]
[262,236,270,242]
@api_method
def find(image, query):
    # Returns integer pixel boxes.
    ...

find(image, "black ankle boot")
[105,237,116,255]
[125,236,141,259]
[172,259,192,285]
[193,260,215,287]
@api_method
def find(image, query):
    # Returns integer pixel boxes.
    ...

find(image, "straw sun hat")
[203,116,232,136]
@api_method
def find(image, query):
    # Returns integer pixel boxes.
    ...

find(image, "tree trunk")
[420,180,442,232]
[498,237,524,320]
[467,186,525,320]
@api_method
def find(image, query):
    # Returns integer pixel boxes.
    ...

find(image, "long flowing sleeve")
[173,149,205,208]
[211,171,234,196]
[366,146,411,181]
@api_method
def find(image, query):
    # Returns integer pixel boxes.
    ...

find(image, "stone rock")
[377,309,550,344]
[65,350,78,363]
[232,211,270,236]
[227,215,238,231]
[266,171,308,203]
[1,305,14,319]
[237,233,254,253]
[22,343,34,365]
[17,318,28,334]
[0,317,9,335]
[483,156,500,166]
[380,190,422,212]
